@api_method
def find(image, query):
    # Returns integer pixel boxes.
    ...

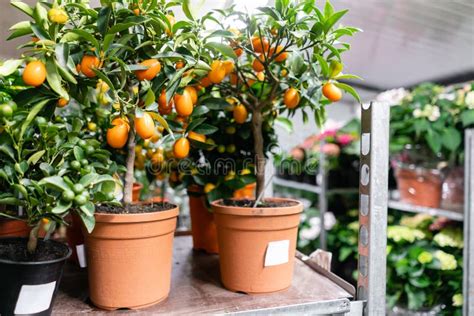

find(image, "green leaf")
[0,59,23,77]
[78,209,95,233]
[92,69,116,92]
[275,117,293,133]
[182,0,194,20]
[27,150,45,165]
[80,201,95,217]
[20,99,50,141]
[0,144,15,161]
[442,128,462,152]
[324,0,334,18]
[39,176,71,192]
[11,2,34,17]
[52,200,72,214]
[462,110,474,127]
[79,174,99,187]
[193,124,218,135]
[46,58,69,99]
[205,42,237,59]
[191,106,209,117]
[334,74,363,81]
[144,89,156,107]
[73,146,85,161]
[69,30,100,52]
[324,10,348,33]
[425,130,442,153]
[315,55,329,77]
[334,82,361,103]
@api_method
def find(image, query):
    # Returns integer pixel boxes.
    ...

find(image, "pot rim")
[0,237,72,265]
[94,203,179,223]
[211,197,303,217]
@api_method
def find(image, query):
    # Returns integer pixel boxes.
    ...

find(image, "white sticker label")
[14,281,56,314]
[264,240,290,267]
[76,244,87,268]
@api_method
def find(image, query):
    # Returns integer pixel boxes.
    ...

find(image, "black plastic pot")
[0,238,71,316]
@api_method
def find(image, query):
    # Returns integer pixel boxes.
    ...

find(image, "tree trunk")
[251,110,266,199]
[27,223,39,254]
[123,129,136,205]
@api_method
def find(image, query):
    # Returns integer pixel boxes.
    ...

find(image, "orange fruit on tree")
[107,118,129,149]
[166,14,175,36]
[322,82,342,102]
[80,55,100,78]
[223,60,235,75]
[234,47,243,57]
[208,60,226,84]
[134,112,155,139]
[158,89,173,115]
[176,61,185,69]
[184,86,198,105]
[174,89,193,117]
[200,76,212,88]
[256,72,265,81]
[281,69,288,77]
[252,55,265,72]
[251,36,269,53]
[22,61,46,87]
[133,8,140,16]
[173,137,190,159]
[230,73,239,86]
[270,45,288,62]
[188,131,206,143]
[233,104,248,124]
[57,98,69,108]
[135,59,161,81]
[284,88,300,109]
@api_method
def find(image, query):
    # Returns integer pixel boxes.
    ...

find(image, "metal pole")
[357,102,390,315]
[318,139,327,250]
[463,129,474,316]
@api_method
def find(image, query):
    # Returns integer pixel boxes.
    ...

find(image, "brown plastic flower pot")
[211,198,303,294]
[132,182,143,202]
[395,166,442,208]
[188,187,218,254]
[0,219,30,237]
[83,204,179,310]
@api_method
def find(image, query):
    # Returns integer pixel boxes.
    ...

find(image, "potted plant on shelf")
[0,59,118,315]
[9,0,229,310]
[177,95,276,254]
[389,82,474,209]
[203,0,361,293]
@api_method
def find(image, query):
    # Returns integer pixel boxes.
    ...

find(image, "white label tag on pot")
[14,281,56,314]
[264,240,290,267]
[76,244,87,268]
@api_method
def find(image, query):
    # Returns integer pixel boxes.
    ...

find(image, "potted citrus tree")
[177,95,276,254]
[205,0,361,293]
[9,0,231,310]
[0,58,118,315]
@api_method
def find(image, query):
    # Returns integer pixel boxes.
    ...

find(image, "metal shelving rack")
[273,102,474,315]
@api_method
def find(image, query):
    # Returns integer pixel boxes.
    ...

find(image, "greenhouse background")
[0,0,473,315]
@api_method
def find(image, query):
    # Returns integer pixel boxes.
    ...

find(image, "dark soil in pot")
[222,198,299,208]
[0,238,71,316]
[96,202,176,214]
[0,238,69,262]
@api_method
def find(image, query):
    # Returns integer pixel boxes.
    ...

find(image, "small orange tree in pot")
[10,0,223,310]
[206,0,362,293]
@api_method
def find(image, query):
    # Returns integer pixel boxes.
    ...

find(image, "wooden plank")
[53,236,352,315]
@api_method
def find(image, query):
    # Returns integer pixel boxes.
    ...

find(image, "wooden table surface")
[53,236,353,315]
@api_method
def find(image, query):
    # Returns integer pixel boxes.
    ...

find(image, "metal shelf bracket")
[357,102,390,315]
[464,129,474,316]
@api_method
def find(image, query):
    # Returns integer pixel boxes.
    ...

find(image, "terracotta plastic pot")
[83,204,179,310]
[188,188,218,254]
[132,183,143,202]
[0,219,30,237]
[211,198,303,294]
[395,166,443,208]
